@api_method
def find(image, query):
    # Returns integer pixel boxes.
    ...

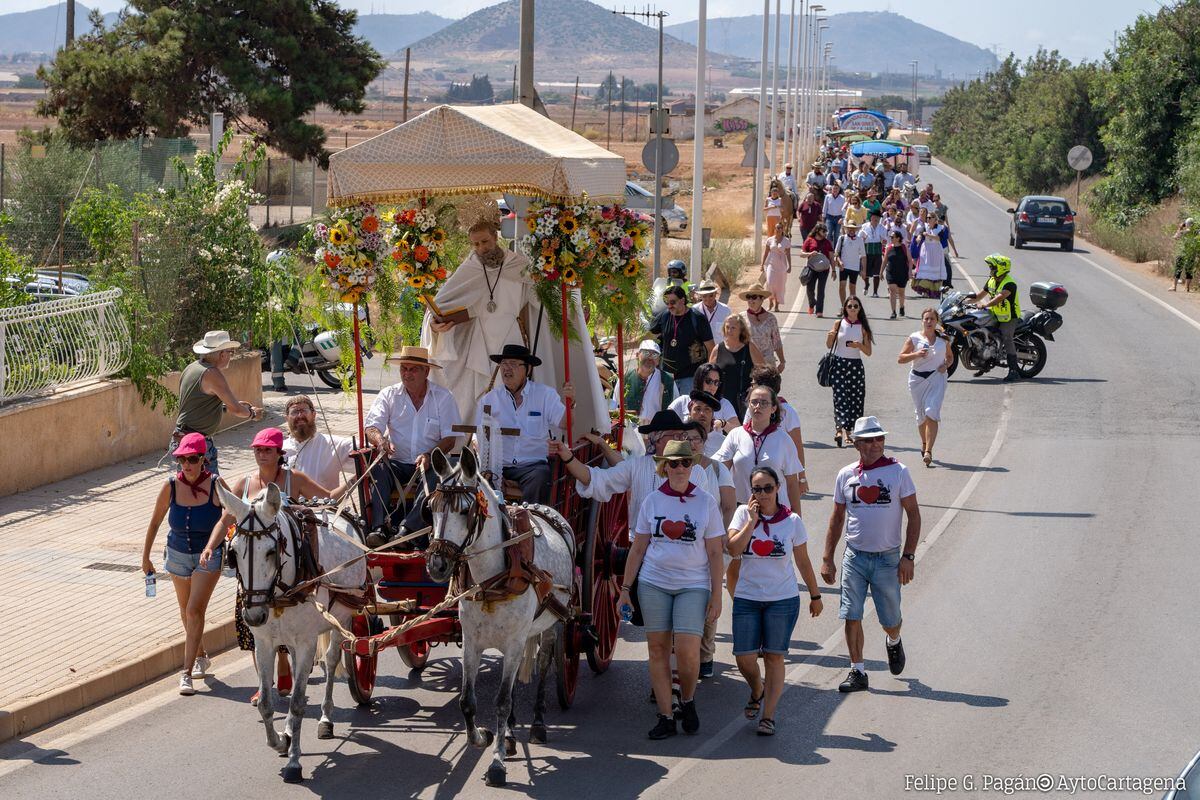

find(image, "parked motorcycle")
[939,281,1068,379]
[262,304,371,390]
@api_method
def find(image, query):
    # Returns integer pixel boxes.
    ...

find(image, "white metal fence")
[0,289,131,404]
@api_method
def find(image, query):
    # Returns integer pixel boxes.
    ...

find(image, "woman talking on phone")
[898,308,954,466]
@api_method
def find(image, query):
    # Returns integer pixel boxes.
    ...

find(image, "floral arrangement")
[389,201,450,293]
[588,205,652,328]
[311,204,390,303]
[519,199,597,289]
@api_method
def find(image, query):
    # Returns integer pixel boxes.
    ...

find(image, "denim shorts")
[732,595,801,655]
[838,546,903,628]
[637,581,710,636]
[164,544,223,579]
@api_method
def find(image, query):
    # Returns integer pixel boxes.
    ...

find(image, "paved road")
[2,162,1196,798]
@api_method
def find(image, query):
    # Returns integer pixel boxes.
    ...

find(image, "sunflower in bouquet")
[588,204,651,328]
[390,201,451,292]
[311,204,390,303]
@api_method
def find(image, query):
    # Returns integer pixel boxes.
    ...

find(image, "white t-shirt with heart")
[633,483,725,591]
[714,425,804,507]
[729,505,809,602]
[833,458,917,552]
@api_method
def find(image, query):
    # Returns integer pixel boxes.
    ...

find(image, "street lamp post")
[770,0,782,176]
[910,60,919,129]
[753,0,770,257]
[784,0,797,170]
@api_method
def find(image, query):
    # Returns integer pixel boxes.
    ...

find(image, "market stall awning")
[850,141,905,157]
[327,104,627,207]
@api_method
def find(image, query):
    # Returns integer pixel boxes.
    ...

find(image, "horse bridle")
[425,480,490,567]
[230,505,294,610]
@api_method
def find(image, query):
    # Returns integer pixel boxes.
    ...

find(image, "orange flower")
[434,268,447,280]
[361,215,379,233]
[391,248,405,262]
[323,252,341,268]
[414,245,431,262]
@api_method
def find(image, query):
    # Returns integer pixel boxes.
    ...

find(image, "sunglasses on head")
[665,458,693,469]
[750,484,776,494]
[177,455,203,465]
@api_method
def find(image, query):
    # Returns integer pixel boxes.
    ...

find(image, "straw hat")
[739,283,771,300]
[386,345,441,369]
[652,439,697,462]
[694,280,720,296]
[193,330,241,355]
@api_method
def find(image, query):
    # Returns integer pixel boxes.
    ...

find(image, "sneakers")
[179,673,196,696]
[872,291,880,298]
[698,660,714,679]
[679,699,700,734]
[838,668,869,693]
[648,714,677,740]
[889,312,897,320]
[885,636,906,675]
[1003,370,1022,383]
[191,655,211,679]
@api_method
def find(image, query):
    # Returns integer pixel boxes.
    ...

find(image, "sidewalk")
[0,382,374,742]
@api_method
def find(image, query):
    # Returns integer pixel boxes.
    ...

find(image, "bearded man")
[282,395,354,491]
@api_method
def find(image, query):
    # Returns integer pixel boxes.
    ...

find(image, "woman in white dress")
[897,308,955,466]
[760,222,792,310]
[912,220,947,299]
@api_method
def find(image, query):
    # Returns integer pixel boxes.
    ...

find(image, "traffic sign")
[1067,145,1093,172]
[642,138,680,174]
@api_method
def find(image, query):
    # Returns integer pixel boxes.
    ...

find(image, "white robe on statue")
[420,248,608,440]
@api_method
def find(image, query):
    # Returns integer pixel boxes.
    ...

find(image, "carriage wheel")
[397,640,430,672]
[555,621,580,710]
[584,493,628,674]
[344,613,379,706]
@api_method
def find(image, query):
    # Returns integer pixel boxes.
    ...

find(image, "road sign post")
[1067,145,1092,235]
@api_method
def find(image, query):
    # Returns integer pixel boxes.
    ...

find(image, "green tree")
[37,2,384,166]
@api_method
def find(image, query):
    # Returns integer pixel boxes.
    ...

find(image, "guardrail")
[0,288,131,404]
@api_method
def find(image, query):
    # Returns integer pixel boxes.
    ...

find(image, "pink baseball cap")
[172,432,207,457]
[251,427,286,451]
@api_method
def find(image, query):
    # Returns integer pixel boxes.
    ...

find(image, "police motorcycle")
[939,269,1068,380]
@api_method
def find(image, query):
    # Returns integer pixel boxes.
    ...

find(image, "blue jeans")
[637,581,710,636]
[838,546,903,628]
[674,376,695,395]
[825,214,843,242]
[732,595,801,655]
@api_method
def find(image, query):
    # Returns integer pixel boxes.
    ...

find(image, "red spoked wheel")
[555,620,581,709]
[397,639,430,672]
[344,613,379,706]
[585,492,629,674]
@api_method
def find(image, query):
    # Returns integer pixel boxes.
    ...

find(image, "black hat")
[687,390,721,412]
[637,409,700,435]
[489,343,542,367]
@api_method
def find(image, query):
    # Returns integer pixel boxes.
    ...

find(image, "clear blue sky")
[11,0,1158,64]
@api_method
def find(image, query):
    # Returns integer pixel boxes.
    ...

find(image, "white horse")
[216,482,367,784]
[426,447,577,787]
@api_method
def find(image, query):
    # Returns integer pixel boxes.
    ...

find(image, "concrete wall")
[0,353,262,497]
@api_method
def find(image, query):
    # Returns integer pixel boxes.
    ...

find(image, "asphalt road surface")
[2,162,1197,799]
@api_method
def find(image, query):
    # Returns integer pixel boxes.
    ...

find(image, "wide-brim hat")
[653,439,697,462]
[387,345,441,369]
[694,281,719,295]
[843,220,861,230]
[688,389,721,412]
[851,416,887,439]
[739,283,771,300]
[638,409,699,435]
[489,343,542,367]
[193,330,241,355]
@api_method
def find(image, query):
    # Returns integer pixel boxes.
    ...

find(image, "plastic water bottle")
[619,602,633,623]
[144,571,156,598]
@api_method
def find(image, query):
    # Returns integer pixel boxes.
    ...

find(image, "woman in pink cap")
[202,427,341,704]
[142,432,230,695]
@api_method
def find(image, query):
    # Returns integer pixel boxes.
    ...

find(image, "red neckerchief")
[743,421,779,465]
[659,481,697,502]
[758,504,792,537]
[177,470,212,498]
[747,307,769,318]
[855,455,897,476]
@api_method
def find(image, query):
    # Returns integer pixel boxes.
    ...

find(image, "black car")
[1008,195,1075,251]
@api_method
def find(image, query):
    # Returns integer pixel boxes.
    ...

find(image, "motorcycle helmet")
[666,259,687,277]
[984,253,1012,279]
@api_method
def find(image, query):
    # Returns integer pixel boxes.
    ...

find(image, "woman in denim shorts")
[141,433,228,696]
[726,466,823,735]
[620,441,727,740]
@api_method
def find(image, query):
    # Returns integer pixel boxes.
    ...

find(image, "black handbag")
[817,340,837,388]
[799,264,814,286]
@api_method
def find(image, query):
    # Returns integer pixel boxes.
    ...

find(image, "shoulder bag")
[816,326,838,388]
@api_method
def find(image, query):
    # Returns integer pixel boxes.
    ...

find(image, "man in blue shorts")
[821,416,921,693]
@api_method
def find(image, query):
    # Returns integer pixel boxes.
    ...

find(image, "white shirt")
[777,172,798,194]
[908,332,947,372]
[633,483,725,591]
[834,232,866,270]
[741,399,802,435]
[893,172,917,191]
[823,193,847,217]
[476,380,565,466]
[920,198,938,213]
[638,369,671,424]
[364,381,461,464]
[729,505,809,602]
[577,454,712,514]
[693,299,731,338]
[668,393,738,425]
[805,171,825,188]
[714,426,804,507]
[861,220,888,246]
[283,433,353,492]
[833,458,917,552]
[833,318,865,360]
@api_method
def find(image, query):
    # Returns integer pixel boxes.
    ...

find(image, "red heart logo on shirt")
[750,539,775,557]
[661,520,686,540]
[856,484,881,504]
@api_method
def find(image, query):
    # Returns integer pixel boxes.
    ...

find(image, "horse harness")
[427,483,576,622]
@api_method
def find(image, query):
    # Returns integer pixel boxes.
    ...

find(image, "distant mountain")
[406,0,713,75]
[667,11,998,79]
[352,12,453,58]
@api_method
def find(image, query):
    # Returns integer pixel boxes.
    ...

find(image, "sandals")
[757,718,776,736]
[834,431,843,448]
[923,450,933,467]
[744,691,764,720]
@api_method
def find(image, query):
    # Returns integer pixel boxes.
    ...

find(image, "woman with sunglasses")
[709,316,764,421]
[141,433,229,695]
[620,440,726,740]
[668,364,740,433]
[899,308,955,466]
[715,385,805,515]
[825,299,875,447]
[727,466,823,735]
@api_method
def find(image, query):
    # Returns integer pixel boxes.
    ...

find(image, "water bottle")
[144,571,156,598]
[619,602,633,623]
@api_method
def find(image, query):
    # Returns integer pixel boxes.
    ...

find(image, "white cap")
[1186,217,1194,227]
[638,340,661,355]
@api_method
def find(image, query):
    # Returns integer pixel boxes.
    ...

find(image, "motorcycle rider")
[969,254,1022,382]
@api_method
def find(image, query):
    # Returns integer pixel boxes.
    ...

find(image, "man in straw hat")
[821,416,921,694]
[364,346,461,548]
[833,219,866,306]
[171,330,262,475]
[420,216,607,436]
[692,280,730,336]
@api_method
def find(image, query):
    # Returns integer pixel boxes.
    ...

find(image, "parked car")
[1008,195,1075,251]
[622,181,688,235]
[913,144,931,164]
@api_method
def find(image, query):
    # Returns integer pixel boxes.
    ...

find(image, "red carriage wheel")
[397,639,430,671]
[555,621,580,709]
[344,613,379,706]
[585,492,628,673]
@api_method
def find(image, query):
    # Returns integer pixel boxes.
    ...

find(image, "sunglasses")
[750,484,776,494]
[177,455,203,464]
[845,304,861,310]
[665,459,693,469]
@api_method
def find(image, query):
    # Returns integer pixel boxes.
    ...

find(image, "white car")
[914,144,932,164]
[623,181,688,235]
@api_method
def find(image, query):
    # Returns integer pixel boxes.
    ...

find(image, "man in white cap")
[172,330,262,475]
[821,416,921,693]
[691,281,731,340]
[624,340,677,425]
[777,163,798,196]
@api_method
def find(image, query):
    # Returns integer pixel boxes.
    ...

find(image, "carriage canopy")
[326,104,627,208]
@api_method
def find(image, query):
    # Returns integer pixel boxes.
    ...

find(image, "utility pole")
[65,0,75,46]
[910,60,918,128]
[784,0,798,169]
[518,0,535,109]
[620,76,626,142]
[770,0,781,179]
[690,0,707,286]
[606,71,614,150]
[634,86,640,140]
[570,76,580,130]
[402,47,411,122]
[753,0,769,257]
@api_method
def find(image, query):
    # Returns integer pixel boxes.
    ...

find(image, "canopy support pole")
[615,323,625,449]
[560,285,573,445]
[352,304,366,447]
